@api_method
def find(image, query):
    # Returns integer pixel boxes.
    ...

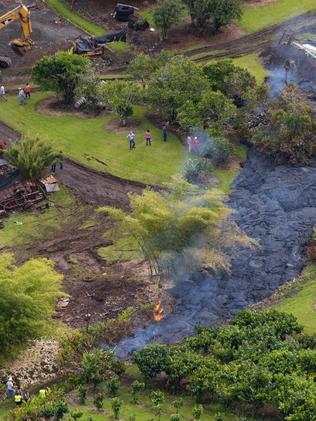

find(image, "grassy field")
[46,0,105,36]
[0,94,185,185]
[273,264,316,334]
[241,0,316,33]
[0,188,77,250]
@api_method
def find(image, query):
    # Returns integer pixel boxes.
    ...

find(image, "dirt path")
[55,159,144,210]
[186,10,316,62]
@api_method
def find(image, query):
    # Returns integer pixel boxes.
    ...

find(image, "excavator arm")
[0,3,33,68]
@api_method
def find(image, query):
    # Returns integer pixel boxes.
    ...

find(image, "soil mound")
[115,150,316,357]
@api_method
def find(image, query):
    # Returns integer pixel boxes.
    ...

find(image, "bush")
[32,51,91,104]
[203,137,232,165]
[93,394,104,411]
[112,397,123,420]
[182,158,212,182]
[130,380,145,403]
[5,136,60,179]
[106,377,120,397]
[132,344,171,379]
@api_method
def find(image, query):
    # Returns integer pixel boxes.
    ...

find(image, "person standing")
[0,85,6,101]
[193,136,200,155]
[162,122,167,142]
[51,159,57,173]
[18,88,25,105]
[186,135,192,153]
[6,376,15,399]
[127,131,136,150]
[15,390,23,407]
[59,151,64,170]
[24,83,31,99]
[145,129,151,146]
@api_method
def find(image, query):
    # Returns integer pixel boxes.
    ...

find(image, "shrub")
[132,344,171,379]
[112,397,123,420]
[130,380,145,404]
[192,404,203,420]
[32,51,91,104]
[78,384,86,405]
[70,409,83,420]
[153,0,185,40]
[182,158,212,182]
[106,377,120,397]
[5,136,60,179]
[93,394,104,411]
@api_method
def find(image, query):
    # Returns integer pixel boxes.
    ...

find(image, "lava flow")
[153,299,165,321]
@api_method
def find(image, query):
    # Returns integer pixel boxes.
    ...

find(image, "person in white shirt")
[0,85,6,101]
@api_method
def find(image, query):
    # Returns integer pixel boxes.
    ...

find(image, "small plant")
[214,412,224,421]
[130,380,145,404]
[129,415,136,421]
[192,404,203,420]
[170,415,182,421]
[172,398,183,414]
[112,397,123,420]
[78,384,86,405]
[106,376,120,397]
[70,409,83,420]
[93,394,104,411]
[151,390,165,421]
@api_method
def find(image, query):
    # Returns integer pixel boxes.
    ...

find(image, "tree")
[177,90,236,134]
[75,73,104,112]
[192,404,203,420]
[203,60,256,102]
[32,51,91,104]
[151,391,165,421]
[81,349,108,389]
[153,0,185,40]
[0,253,63,358]
[100,80,141,126]
[182,0,242,33]
[111,397,123,420]
[128,53,160,86]
[251,85,316,164]
[100,181,252,281]
[148,56,210,121]
[133,344,171,380]
[93,394,104,411]
[5,136,60,179]
[130,380,145,403]
[106,377,120,397]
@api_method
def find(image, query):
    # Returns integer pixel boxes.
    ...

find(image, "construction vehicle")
[0,3,32,68]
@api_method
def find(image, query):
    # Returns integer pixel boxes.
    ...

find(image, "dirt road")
[186,10,316,62]
[56,159,144,209]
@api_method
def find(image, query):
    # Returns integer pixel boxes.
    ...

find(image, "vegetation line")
[45,0,105,36]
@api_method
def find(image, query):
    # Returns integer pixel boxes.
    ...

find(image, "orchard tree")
[183,0,242,33]
[32,52,91,104]
[0,253,63,358]
[153,0,185,40]
[177,90,237,134]
[100,80,141,125]
[203,60,256,101]
[5,136,60,179]
[148,55,210,121]
[128,52,160,86]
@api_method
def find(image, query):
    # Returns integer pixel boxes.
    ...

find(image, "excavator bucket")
[10,39,28,56]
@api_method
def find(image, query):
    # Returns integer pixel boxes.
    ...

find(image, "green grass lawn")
[241,0,316,33]
[232,54,268,83]
[0,187,76,249]
[0,94,185,185]
[46,0,105,36]
[273,264,316,334]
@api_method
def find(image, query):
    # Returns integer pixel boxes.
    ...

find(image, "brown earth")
[0,119,159,328]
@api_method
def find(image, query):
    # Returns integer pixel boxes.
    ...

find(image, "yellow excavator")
[0,3,32,68]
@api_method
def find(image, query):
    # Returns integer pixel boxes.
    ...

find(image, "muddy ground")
[0,0,82,78]
[0,118,160,329]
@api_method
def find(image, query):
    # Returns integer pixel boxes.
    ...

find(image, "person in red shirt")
[24,83,31,99]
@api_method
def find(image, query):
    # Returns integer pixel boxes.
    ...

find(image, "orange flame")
[153,299,164,321]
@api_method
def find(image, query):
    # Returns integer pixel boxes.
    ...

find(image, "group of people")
[6,376,29,407]
[127,123,168,151]
[186,135,201,154]
[18,83,31,105]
